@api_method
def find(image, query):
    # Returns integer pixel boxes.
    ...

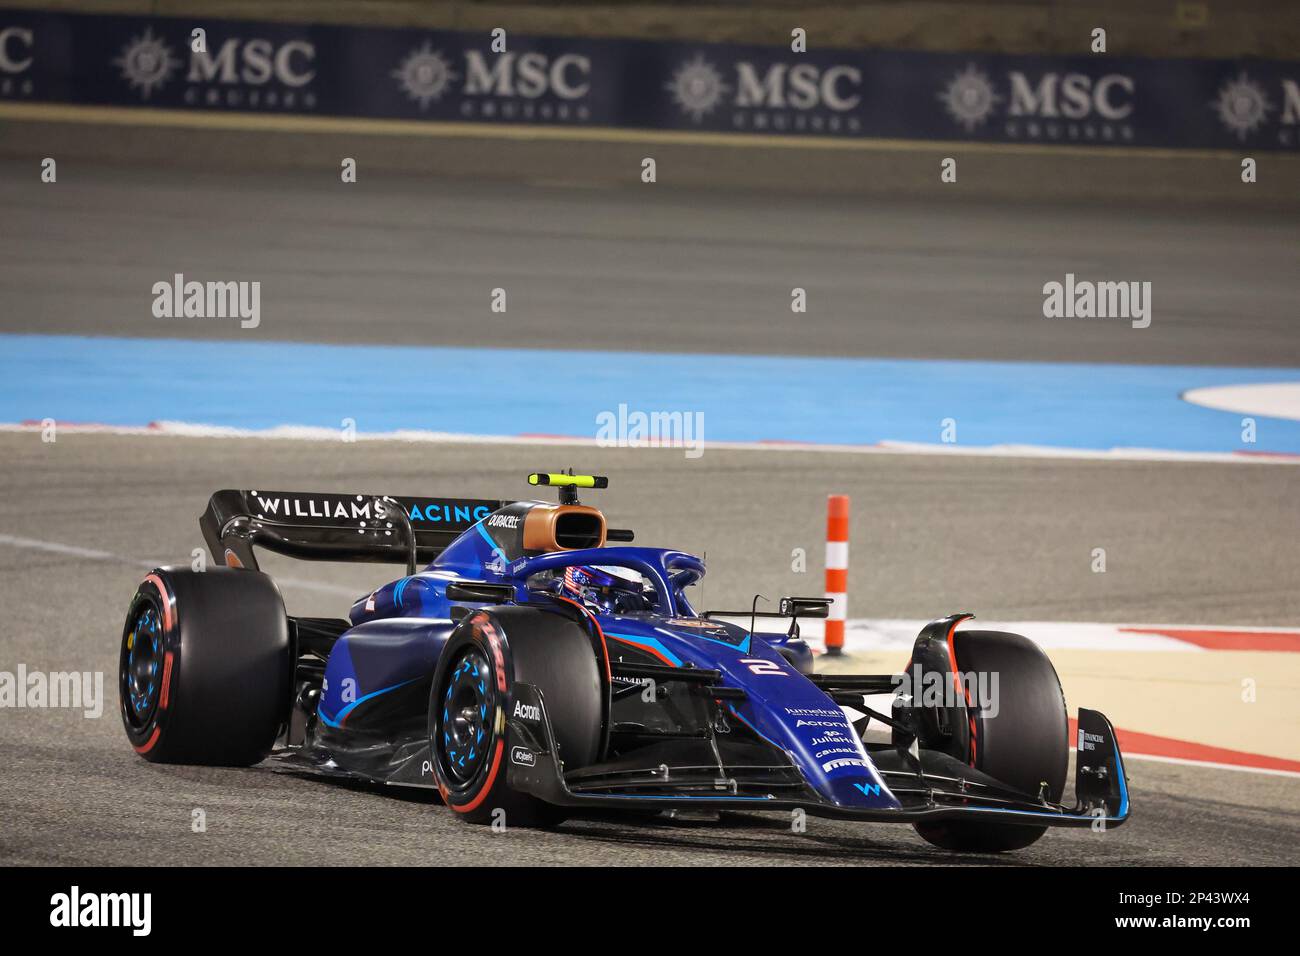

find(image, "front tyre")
[911,627,1068,853]
[429,609,601,828]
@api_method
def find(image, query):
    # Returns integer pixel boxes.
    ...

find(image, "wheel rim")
[122,603,165,730]
[440,648,493,784]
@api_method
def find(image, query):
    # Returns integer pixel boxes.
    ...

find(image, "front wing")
[505,682,1130,829]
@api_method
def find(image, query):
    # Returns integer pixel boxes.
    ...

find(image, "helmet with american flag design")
[562,564,649,613]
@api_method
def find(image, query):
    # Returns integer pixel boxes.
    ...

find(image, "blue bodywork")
[316,504,896,810]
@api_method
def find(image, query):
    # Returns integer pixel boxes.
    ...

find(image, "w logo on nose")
[853,782,880,797]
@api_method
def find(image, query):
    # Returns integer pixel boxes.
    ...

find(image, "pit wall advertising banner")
[1,8,1297,150]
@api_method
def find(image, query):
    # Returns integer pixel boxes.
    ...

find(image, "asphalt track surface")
[1,159,1299,366]
[0,435,1297,866]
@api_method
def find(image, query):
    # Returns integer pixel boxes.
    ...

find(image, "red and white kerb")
[824,495,849,655]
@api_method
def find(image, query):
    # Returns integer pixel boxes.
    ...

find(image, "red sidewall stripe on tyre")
[133,726,161,755]
[450,739,505,814]
[945,615,978,768]
[143,573,174,630]
[133,574,176,754]
[159,651,174,711]
[445,614,508,813]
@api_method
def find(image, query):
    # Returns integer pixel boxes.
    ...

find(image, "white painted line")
[802,618,1208,652]
[0,534,124,563]
[1111,751,1300,779]
[848,694,1300,777]
[846,700,1300,776]
[0,533,359,597]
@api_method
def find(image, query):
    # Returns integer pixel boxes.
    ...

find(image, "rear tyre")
[911,628,1068,853]
[429,608,601,828]
[119,568,290,765]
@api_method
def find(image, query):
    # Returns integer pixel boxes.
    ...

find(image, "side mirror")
[778,597,831,619]
[445,581,514,604]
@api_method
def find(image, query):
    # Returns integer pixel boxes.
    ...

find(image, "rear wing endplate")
[200,489,506,573]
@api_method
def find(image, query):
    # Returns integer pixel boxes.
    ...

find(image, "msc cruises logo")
[666,52,863,133]
[665,54,730,121]
[114,27,181,99]
[390,44,593,122]
[114,25,318,108]
[1205,70,1300,146]
[392,41,458,109]
[938,64,1135,142]
[1211,72,1274,141]
[937,63,1002,132]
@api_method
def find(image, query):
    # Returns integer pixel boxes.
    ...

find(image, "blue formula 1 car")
[118,473,1129,852]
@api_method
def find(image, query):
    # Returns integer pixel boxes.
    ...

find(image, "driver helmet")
[562,565,647,614]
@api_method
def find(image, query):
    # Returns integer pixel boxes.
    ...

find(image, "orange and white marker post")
[824,494,849,655]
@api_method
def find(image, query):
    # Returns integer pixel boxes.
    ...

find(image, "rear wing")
[200,489,506,574]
